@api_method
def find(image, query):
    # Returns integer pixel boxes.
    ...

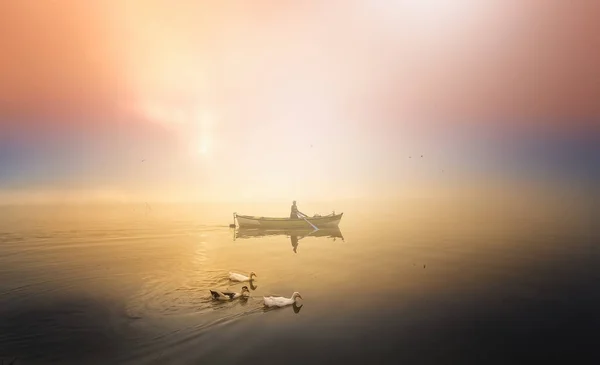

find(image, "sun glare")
[194,110,215,157]
[198,139,209,155]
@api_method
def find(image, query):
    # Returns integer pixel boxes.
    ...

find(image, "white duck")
[263,292,303,307]
[209,286,250,301]
[229,271,257,282]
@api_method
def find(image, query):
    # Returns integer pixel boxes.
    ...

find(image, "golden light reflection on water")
[0,194,595,363]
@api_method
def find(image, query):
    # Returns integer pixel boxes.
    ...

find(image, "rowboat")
[234,227,344,241]
[234,212,343,229]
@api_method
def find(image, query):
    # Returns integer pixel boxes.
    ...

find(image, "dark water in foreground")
[0,201,598,364]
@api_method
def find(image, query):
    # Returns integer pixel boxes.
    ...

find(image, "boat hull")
[235,213,343,229]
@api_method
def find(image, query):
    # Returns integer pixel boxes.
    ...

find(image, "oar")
[298,212,319,231]
[300,228,319,241]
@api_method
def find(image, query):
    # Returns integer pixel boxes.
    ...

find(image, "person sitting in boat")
[290,201,306,219]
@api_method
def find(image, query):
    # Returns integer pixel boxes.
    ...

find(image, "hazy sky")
[1,0,599,204]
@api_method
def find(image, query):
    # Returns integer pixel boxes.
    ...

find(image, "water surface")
[0,200,598,364]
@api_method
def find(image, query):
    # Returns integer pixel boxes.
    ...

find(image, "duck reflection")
[234,227,344,253]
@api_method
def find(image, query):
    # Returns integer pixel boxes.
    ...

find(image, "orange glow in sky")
[1,1,599,204]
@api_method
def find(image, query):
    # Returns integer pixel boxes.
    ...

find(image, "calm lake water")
[0,198,598,364]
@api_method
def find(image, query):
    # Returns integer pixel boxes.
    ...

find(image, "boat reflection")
[234,227,344,253]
